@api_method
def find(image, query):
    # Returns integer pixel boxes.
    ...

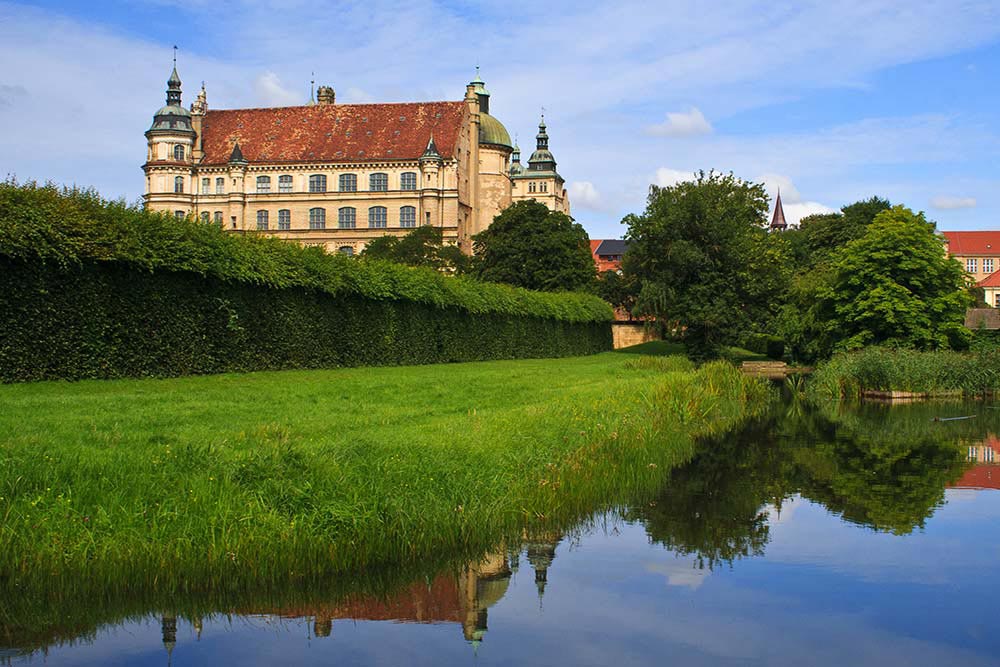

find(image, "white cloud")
[341,87,375,104]
[569,181,604,211]
[758,173,802,203]
[653,168,697,188]
[931,195,977,209]
[646,107,713,137]
[253,71,300,107]
[783,201,838,226]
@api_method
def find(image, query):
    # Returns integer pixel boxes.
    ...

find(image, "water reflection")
[4,400,1000,665]
[632,400,990,571]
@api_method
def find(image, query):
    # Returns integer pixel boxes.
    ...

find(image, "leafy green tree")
[798,205,972,355]
[795,196,891,268]
[471,200,596,292]
[595,269,639,318]
[360,225,469,272]
[623,171,791,358]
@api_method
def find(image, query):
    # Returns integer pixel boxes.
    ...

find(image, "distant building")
[590,239,628,273]
[942,231,1000,306]
[769,190,788,231]
[142,64,570,256]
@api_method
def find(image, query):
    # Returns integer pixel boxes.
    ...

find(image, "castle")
[143,64,569,256]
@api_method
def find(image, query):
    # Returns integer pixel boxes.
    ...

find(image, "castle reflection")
[157,531,563,657]
[950,436,1000,490]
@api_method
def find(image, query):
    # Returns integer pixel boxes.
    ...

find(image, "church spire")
[769,188,788,231]
[166,48,182,108]
[535,114,548,150]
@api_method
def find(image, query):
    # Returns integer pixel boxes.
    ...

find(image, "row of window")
[526,182,549,194]
[289,206,419,230]
[174,172,423,195]
[183,207,423,230]
[966,258,995,274]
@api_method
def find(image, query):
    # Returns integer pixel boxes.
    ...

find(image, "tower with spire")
[141,59,572,253]
[143,48,196,220]
[510,114,569,215]
[769,189,788,231]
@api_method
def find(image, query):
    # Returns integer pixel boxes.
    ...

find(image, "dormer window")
[173,145,185,161]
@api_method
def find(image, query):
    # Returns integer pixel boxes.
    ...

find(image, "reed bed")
[0,351,770,636]
[807,347,1000,400]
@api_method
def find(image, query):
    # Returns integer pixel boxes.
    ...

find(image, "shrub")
[0,181,614,382]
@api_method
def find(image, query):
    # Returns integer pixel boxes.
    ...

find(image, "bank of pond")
[3,395,997,665]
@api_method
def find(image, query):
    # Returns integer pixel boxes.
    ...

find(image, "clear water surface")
[4,399,1000,666]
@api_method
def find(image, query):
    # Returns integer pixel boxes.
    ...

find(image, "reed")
[0,351,771,619]
[807,347,1000,399]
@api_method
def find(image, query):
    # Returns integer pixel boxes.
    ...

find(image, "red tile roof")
[978,270,1000,288]
[198,102,467,166]
[949,464,1000,491]
[943,231,1000,256]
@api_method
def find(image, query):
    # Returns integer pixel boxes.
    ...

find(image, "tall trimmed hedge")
[0,182,613,382]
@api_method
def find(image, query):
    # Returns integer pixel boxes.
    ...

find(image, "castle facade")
[143,67,569,255]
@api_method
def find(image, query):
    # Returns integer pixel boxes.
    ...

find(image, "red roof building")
[943,231,1000,307]
[141,67,571,256]
[591,239,628,273]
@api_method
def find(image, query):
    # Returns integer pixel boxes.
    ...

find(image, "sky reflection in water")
[6,400,1000,666]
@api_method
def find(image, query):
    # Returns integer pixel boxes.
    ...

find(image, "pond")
[4,398,1000,666]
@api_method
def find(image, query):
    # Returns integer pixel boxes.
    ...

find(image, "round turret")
[148,67,194,136]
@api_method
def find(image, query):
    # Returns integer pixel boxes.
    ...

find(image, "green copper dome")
[479,112,513,150]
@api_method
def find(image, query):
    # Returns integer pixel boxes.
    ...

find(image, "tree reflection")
[634,400,982,568]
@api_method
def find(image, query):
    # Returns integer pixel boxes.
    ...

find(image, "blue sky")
[1,0,998,238]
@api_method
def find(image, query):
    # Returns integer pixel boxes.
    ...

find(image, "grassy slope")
[0,350,769,603]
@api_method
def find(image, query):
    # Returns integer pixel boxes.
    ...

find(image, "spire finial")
[309,72,315,104]
[173,45,177,68]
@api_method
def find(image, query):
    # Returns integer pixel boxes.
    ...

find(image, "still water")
[5,399,1000,666]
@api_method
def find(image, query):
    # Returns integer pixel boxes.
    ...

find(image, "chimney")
[316,86,336,105]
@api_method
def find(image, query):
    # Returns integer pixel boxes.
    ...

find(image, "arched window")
[173,145,185,161]
[400,172,417,191]
[256,176,271,193]
[368,206,387,229]
[278,209,291,230]
[338,207,356,229]
[339,174,357,192]
[309,174,327,193]
[309,207,326,229]
[256,210,269,230]
[201,177,210,194]
[213,211,223,224]
[278,175,293,193]
[369,173,388,191]
[338,246,354,256]
[400,206,416,228]
[174,210,185,220]
[200,211,210,223]
[215,177,225,194]
[174,176,184,193]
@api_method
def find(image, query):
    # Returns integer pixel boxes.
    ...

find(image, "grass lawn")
[0,349,769,605]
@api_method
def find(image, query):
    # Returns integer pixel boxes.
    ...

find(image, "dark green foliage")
[471,200,597,292]
[787,206,971,357]
[595,269,639,318]
[808,346,1000,399]
[623,171,791,359]
[360,225,469,273]
[792,196,892,268]
[0,181,613,382]
[743,333,785,360]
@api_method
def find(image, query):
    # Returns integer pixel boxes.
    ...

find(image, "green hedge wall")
[0,258,612,382]
[0,182,614,382]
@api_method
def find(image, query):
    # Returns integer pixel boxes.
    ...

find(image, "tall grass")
[0,352,771,630]
[808,347,1000,399]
